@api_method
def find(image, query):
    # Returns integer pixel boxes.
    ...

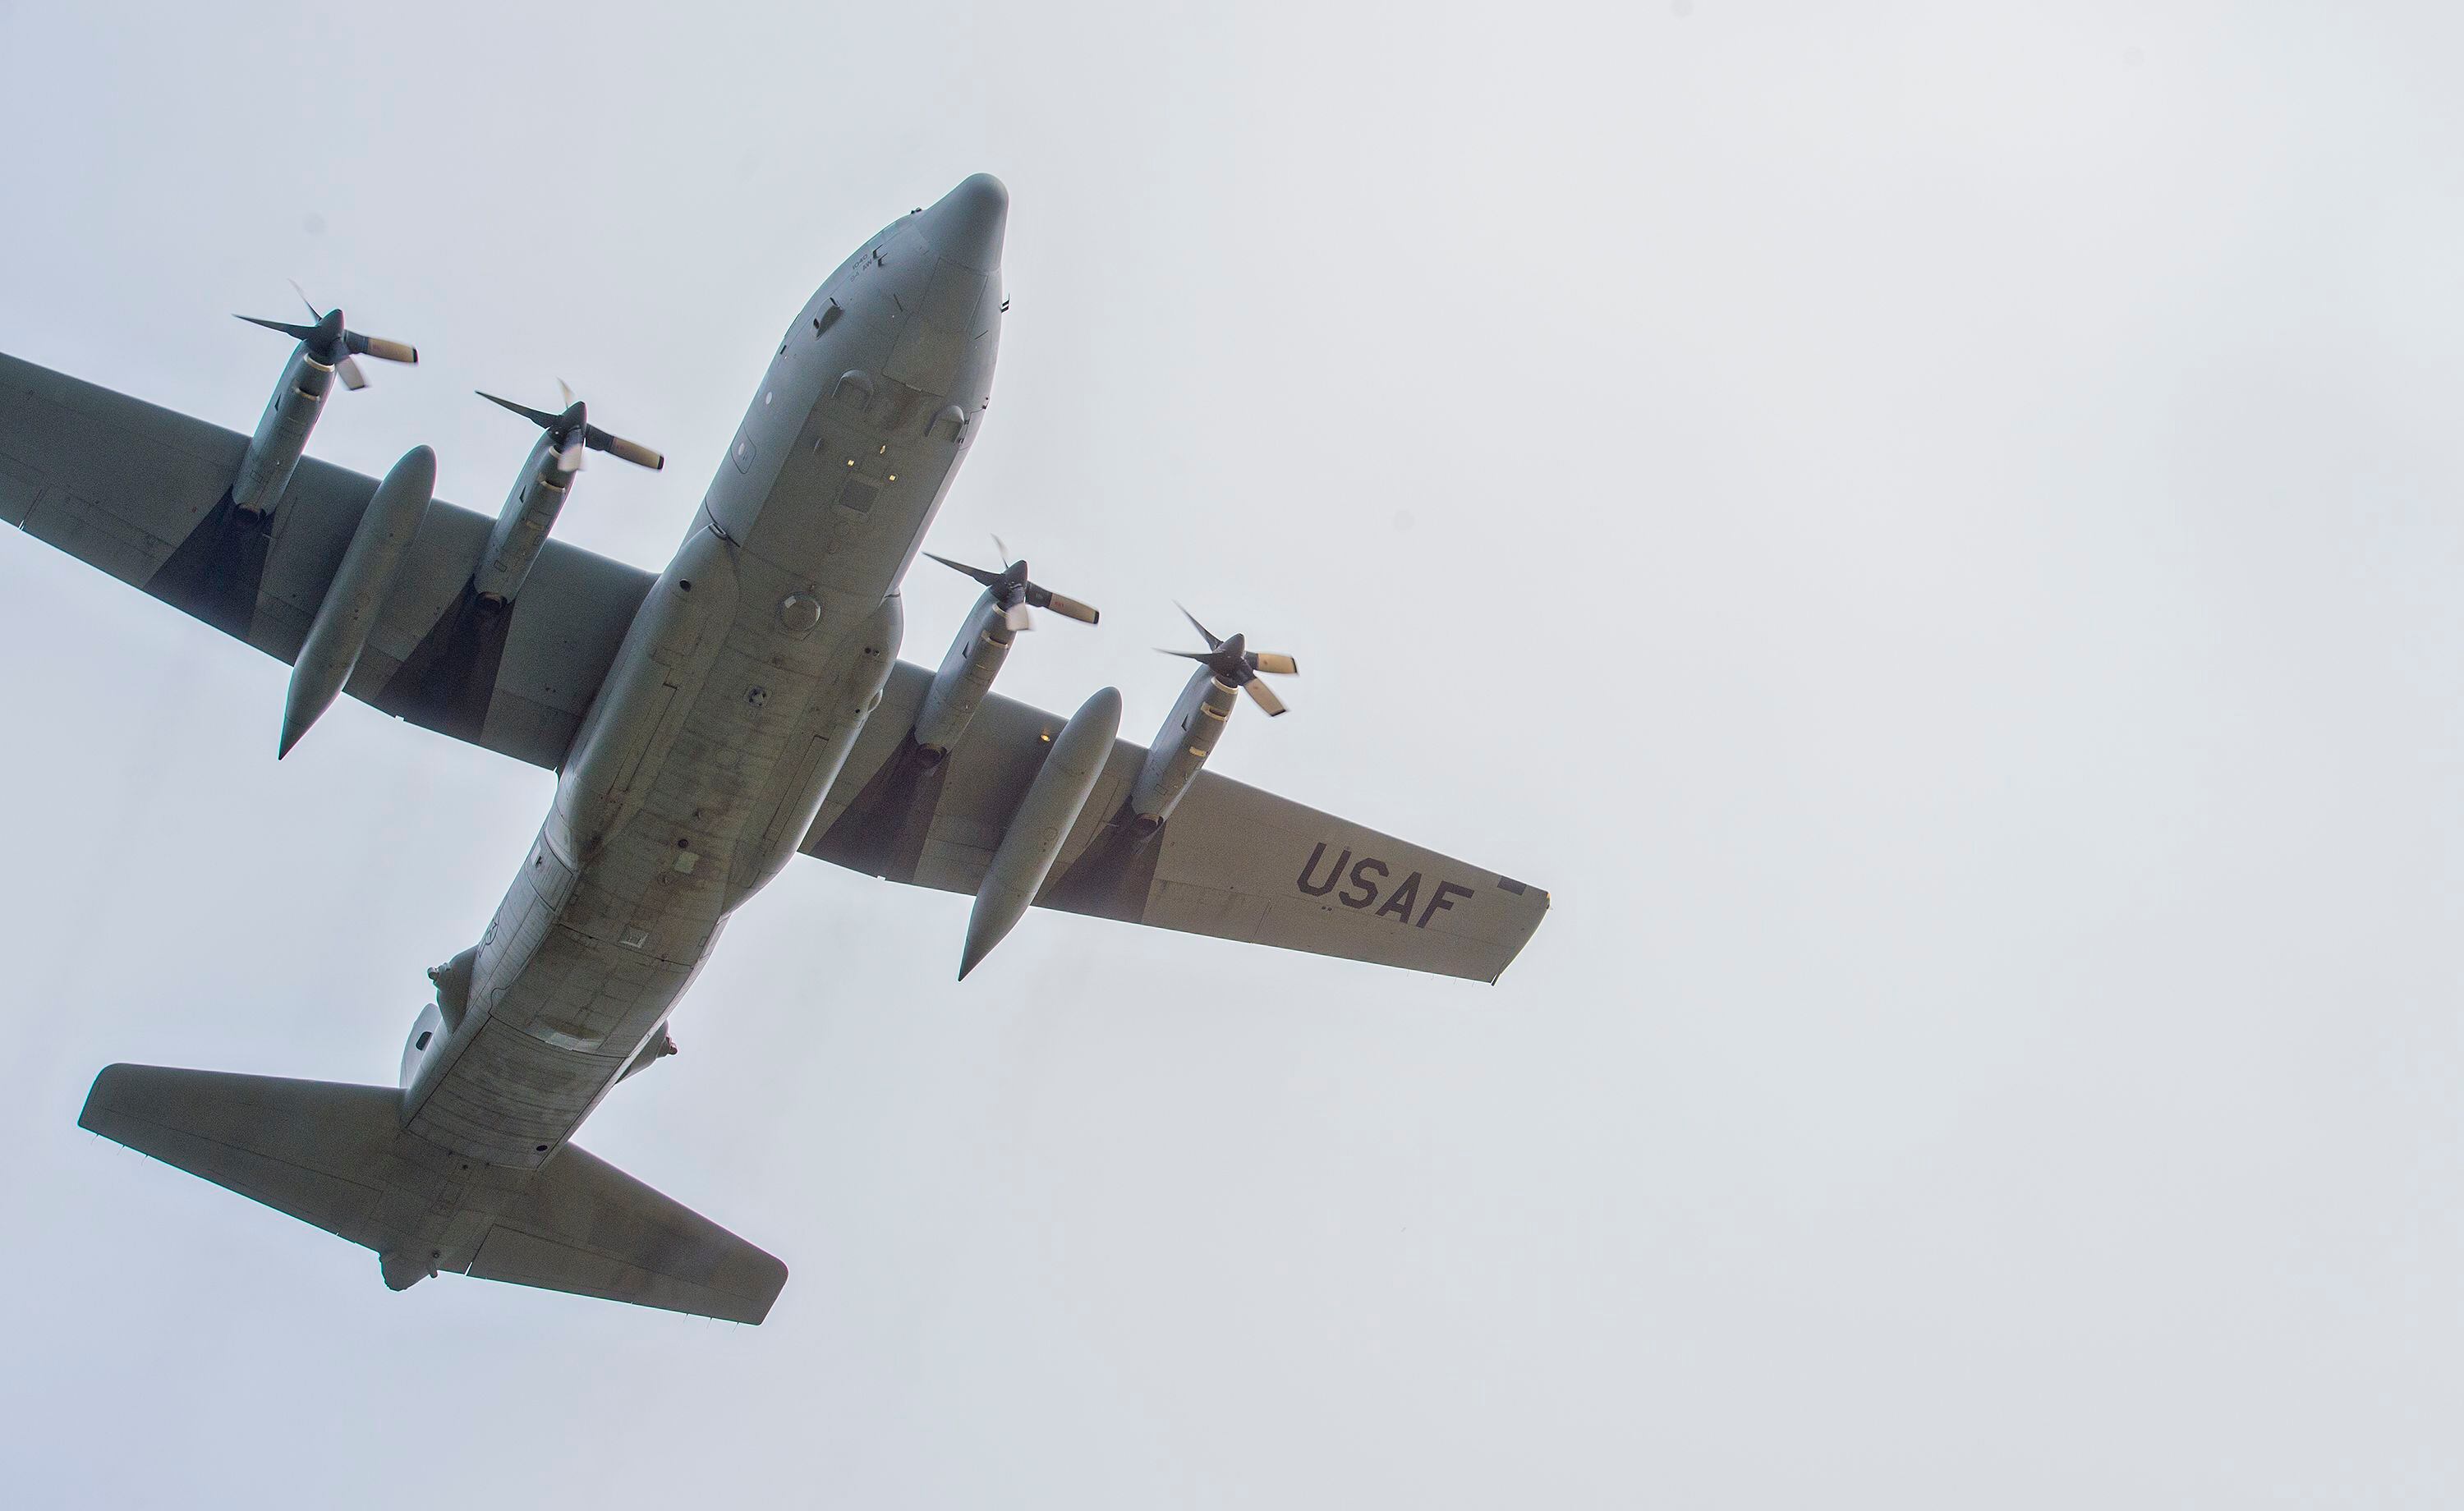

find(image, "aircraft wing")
[2,351,1546,979]
[803,663,1550,982]
[0,351,652,766]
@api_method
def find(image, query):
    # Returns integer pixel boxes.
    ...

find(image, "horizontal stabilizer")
[469,1143,787,1323]
[79,1064,786,1324]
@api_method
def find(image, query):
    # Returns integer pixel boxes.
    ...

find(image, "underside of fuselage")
[390,176,1007,1203]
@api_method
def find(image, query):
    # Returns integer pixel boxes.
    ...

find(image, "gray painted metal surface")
[6,172,1547,1320]
[959,684,1124,978]
[281,445,434,756]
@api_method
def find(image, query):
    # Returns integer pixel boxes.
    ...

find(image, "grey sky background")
[2,1,2459,1504]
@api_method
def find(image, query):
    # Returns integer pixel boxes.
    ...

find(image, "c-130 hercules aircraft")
[0,175,1547,1323]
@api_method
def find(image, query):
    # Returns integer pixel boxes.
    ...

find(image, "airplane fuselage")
[398,177,1009,1171]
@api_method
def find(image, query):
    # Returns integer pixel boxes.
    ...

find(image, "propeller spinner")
[926,537,1100,631]
[1166,606,1299,716]
[477,385,664,474]
[235,283,418,391]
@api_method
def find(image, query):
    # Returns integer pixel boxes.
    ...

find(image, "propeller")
[1164,606,1298,716]
[235,282,418,391]
[926,535,1100,631]
[476,385,664,475]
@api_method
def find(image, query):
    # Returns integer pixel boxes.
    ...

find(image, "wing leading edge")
[0,351,652,767]
[802,663,1550,982]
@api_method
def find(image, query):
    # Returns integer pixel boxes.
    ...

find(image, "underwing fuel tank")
[958,686,1123,979]
[279,446,434,757]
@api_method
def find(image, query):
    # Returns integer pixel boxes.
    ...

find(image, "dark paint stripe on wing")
[1038,802,1165,923]
[144,489,273,639]
[808,737,951,884]
[371,580,517,746]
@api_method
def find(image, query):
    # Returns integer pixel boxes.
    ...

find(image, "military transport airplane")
[0,174,1547,1324]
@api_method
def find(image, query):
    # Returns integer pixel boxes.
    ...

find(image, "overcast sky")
[3,1,2461,1504]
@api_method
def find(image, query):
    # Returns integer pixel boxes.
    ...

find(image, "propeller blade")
[1241,677,1289,717]
[290,279,320,320]
[559,378,575,411]
[1039,591,1100,625]
[1249,652,1299,677]
[586,426,664,471]
[993,534,1011,568]
[349,333,418,364]
[335,356,369,391]
[236,315,320,342]
[556,434,587,472]
[1178,604,1223,651]
[925,552,1005,590]
[1004,600,1034,632]
[478,390,563,428]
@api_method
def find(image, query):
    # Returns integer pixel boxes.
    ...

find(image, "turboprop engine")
[230,288,418,517]
[911,542,1098,765]
[1128,608,1298,835]
[472,386,664,607]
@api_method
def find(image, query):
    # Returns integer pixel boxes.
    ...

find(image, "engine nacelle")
[912,590,1016,762]
[232,346,337,516]
[473,433,574,607]
[228,304,416,514]
[1129,663,1238,834]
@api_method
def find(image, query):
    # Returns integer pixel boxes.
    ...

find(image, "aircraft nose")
[922,172,1009,272]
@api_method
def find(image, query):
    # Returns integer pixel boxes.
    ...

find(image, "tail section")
[78,1064,786,1324]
